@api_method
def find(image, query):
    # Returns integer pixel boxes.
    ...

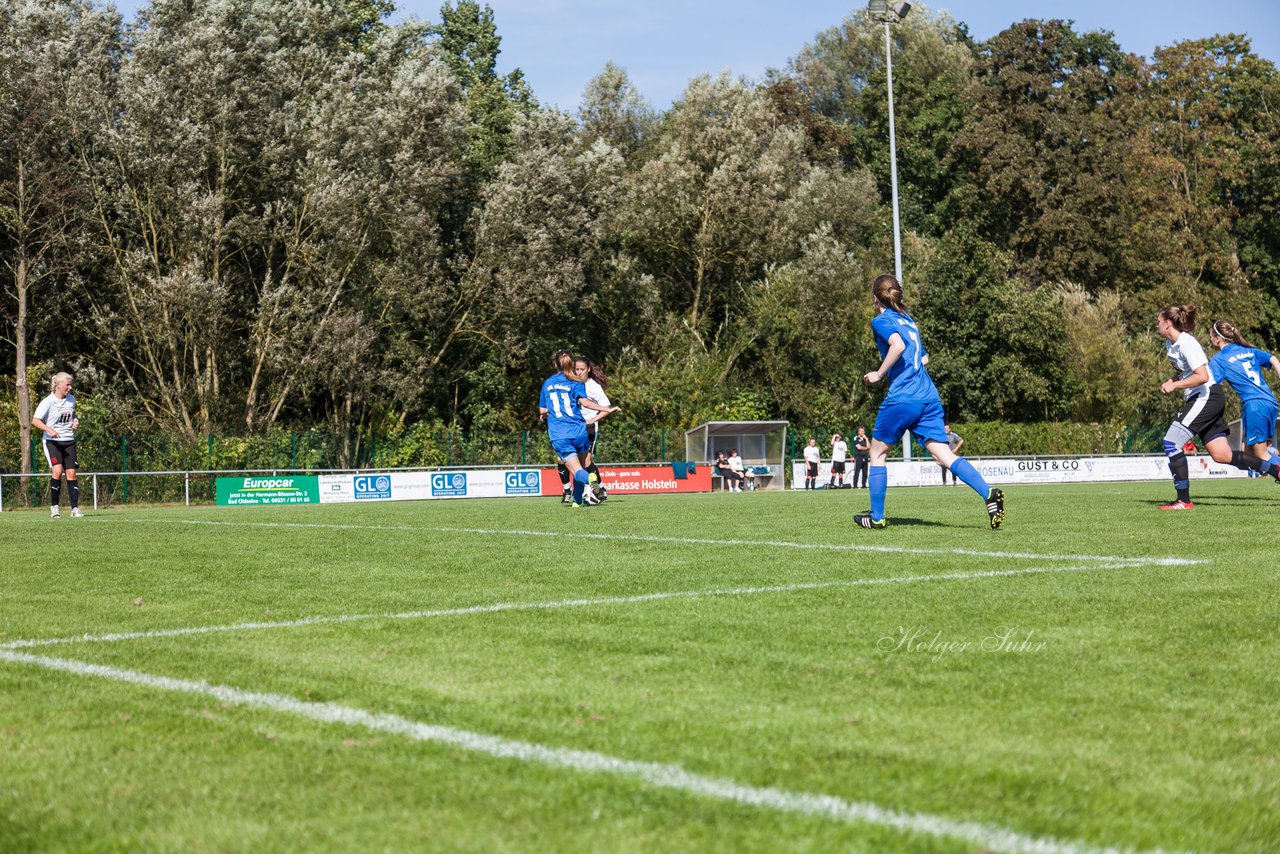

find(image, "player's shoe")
[583,487,602,506]
[853,512,885,530]
[561,489,573,504]
[1159,500,1194,510]
[986,488,1005,530]
[71,507,84,518]
[591,483,607,502]
[50,506,60,519]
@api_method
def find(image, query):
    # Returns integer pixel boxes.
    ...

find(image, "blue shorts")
[551,433,589,462]
[1241,398,1279,445]
[873,398,948,450]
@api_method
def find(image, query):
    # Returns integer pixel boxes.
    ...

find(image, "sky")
[110,1,1280,111]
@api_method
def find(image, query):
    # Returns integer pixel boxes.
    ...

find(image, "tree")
[0,0,118,481]
[945,19,1145,290]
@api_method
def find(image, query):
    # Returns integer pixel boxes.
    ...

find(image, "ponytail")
[1158,304,1198,334]
[872,274,907,313]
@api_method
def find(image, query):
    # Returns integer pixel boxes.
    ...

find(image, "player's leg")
[44,440,63,517]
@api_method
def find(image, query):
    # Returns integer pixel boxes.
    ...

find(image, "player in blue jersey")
[1155,305,1279,510]
[1207,319,1280,476]
[539,350,619,508]
[854,274,1004,530]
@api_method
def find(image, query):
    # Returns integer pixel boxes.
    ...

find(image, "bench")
[711,466,774,491]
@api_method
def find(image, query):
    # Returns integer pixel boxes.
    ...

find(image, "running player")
[1207,319,1280,476]
[31,372,83,519]
[855,274,1004,530]
[1155,305,1278,510]
[540,350,618,508]
[575,357,612,502]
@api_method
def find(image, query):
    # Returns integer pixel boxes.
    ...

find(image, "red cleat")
[1158,500,1194,510]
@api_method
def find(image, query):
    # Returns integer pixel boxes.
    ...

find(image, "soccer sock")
[50,478,61,508]
[572,468,589,503]
[869,466,887,521]
[68,480,79,509]
[587,462,600,478]
[1164,441,1190,502]
[948,458,991,498]
[1229,451,1269,474]
[556,463,571,489]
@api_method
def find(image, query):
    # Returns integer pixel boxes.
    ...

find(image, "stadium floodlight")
[867,0,909,283]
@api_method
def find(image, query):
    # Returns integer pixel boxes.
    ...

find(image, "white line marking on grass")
[4,563,1135,651]
[137,519,1201,567]
[0,648,1186,854]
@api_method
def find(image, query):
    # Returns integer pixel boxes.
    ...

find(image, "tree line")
[4,0,1278,471]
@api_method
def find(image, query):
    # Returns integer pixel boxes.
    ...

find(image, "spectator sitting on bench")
[713,451,744,492]
[728,449,754,491]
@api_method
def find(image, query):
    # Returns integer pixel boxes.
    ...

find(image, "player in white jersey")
[574,357,612,502]
[802,438,821,490]
[31,372,83,518]
[829,433,849,488]
[1155,304,1277,510]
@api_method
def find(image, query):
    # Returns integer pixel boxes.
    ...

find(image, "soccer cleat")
[71,508,84,518]
[561,490,573,504]
[986,488,1005,530]
[569,502,584,509]
[50,506,60,519]
[1159,500,1194,510]
[853,512,886,530]
[583,487,601,506]
[591,483,607,502]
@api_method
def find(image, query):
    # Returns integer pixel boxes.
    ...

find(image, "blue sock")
[869,466,887,521]
[572,468,589,503]
[948,458,991,498]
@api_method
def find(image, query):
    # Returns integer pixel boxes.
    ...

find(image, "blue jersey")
[1209,343,1278,405]
[871,308,939,403]
[540,373,589,442]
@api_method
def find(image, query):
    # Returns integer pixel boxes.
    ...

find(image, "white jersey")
[582,378,611,426]
[1165,332,1214,399]
[34,393,77,441]
[831,440,849,462]
[803,444,821,464]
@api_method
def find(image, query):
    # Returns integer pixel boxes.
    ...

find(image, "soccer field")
[2,482,1277,853]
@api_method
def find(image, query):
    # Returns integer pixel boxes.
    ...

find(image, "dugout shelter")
[685,421,789,491]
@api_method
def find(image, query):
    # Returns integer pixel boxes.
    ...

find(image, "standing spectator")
[802,438,821,490]
[852,426,870,488]
[829,433,848,488]
[942,425,964,485]
[32,372,82,519]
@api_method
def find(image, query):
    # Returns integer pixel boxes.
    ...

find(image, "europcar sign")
[216,476,320,506]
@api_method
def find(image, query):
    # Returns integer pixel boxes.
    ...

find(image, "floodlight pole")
[884,18,903,284]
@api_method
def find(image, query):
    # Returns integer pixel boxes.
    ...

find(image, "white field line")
[4,562,1138,651]
[120,518,1201,567]
[0,648,1186,854]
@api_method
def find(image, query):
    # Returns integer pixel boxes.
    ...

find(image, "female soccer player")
[1155,305,1278,510]
[855,274,1004,530]
[31,371,83,519]
[540,350,618,508]
[574,357,612,502]
[1207,319,1280,475]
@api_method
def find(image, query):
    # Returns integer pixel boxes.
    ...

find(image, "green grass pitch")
[2,481,1277,852]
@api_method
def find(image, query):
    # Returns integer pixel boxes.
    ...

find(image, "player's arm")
[30,415,57,439]
[1161,365,1208,395]
[1268,355,1280,374]
[579,398,618,415]
[864,333,905,385]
